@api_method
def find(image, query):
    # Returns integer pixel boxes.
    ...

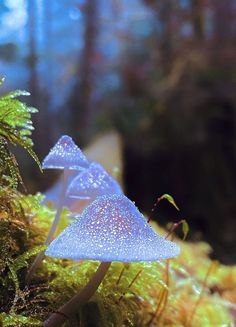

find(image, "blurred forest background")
[0,0,236,263]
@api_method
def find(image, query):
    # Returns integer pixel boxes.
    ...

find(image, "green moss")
[0,191,235,326]
[0,79,41,188]
[1,313,42,326]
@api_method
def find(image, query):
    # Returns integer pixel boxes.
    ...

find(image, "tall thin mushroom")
[44,194,180,327]
[26,135,90,282]
[66,161,123,213]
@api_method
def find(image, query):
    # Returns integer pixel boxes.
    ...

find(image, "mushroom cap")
[45,194,180,262]
[42,135,90,170]
[66,162,123,200]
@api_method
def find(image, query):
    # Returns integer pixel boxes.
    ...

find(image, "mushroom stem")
[44,261,111,327]
[26,170,70,283]
[45,170,70,244]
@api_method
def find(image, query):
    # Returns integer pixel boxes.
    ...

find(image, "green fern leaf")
[0,80,41,187]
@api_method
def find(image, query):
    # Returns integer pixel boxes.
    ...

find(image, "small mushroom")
[44,194,180,327]
[66,162,123,213]
[26,135,90,282]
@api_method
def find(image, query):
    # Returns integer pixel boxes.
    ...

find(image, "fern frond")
[0,81,41,187]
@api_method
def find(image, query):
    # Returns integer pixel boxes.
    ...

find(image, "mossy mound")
[0,193,235,327]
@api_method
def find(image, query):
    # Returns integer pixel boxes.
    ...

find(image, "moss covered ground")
[0,192,235,326]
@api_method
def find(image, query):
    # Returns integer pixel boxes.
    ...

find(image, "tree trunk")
[70,0,98,145]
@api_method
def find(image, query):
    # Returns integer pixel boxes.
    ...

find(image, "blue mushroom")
[44,194,180,327]
[27,135,90,283]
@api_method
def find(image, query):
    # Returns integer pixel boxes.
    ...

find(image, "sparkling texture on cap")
[66,162,123,200]
[42,135,90,170]
[45,194,180,262]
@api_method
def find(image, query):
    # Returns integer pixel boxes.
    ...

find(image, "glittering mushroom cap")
[45,194,180,262]
[66,162,123,200]
[42,135,90,170]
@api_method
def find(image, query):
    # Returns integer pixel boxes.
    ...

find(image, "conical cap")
[66,162,122,200]
[46,194,180,262]
[42,135,89,170]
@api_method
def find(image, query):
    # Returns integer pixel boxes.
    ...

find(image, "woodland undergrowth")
[0,81,235,326]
